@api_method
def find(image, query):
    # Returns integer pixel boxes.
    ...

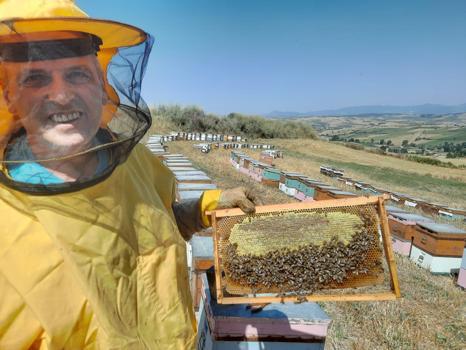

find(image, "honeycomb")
[214,201,390,298]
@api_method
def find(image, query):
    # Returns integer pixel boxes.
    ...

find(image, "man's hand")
[217,186,263,213]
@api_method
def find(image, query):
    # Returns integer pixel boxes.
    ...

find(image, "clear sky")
[78,0,466,115]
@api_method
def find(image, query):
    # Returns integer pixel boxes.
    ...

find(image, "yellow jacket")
[0,144,196,349]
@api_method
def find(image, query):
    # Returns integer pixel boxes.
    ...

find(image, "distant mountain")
[266,103,466,118]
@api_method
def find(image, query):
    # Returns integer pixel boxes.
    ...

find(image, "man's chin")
[41,135,93,157]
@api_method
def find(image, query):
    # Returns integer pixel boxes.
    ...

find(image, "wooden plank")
[221,291,398,304]
[212,213,224,303]
[378,197,402,298]
[194,258,214,271]
[209,195,383,218]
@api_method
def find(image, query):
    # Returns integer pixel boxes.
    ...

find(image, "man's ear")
[102,88,109,105]
[2,86,18,115]
[1,67,16,112]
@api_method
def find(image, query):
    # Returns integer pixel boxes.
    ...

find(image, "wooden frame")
[209,195,401,304]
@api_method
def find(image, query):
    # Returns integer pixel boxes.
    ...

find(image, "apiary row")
[230,151,358,202]
[149,132,245,142]
[231,151,466,282]
[148,132,275,149]
[319,164,465,221]
[145,136,332,348]
[195,142,276,151]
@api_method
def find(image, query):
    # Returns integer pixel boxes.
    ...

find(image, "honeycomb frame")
[211,196,401,304]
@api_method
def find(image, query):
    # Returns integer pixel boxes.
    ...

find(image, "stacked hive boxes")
[387,210,434,257]
[145,135,217,309]
[409,222,466,274]
[196,273,331,350]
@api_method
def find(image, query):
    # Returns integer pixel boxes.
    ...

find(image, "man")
[0,1,259,349]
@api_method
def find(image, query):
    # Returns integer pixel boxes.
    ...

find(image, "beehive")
[210,196,400,304]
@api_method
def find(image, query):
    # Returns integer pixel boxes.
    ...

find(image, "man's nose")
[46,76,73,105]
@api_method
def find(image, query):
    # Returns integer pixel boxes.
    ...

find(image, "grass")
[422,127,466,147]
[324,256,466,350]
[283,148,466,203]
[268,139,466,208]
[301,113,466,148]
[166,140,466,350]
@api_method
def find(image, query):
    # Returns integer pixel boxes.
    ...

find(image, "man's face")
[3,54,106,157]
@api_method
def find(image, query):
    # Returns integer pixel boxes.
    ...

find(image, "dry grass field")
[167,140,466,350]
[268,139,466,209]
[298,113,466,148]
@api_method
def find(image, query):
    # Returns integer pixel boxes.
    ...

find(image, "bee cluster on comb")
[212,197,401,303]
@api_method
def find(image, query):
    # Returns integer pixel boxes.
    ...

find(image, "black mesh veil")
[0,27,154,194]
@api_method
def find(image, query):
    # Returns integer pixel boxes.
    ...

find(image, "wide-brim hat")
[0,0,147,48]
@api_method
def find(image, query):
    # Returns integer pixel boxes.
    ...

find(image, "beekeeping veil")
[0,0,153,194]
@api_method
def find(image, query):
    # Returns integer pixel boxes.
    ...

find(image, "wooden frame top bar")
[209,195,384,218]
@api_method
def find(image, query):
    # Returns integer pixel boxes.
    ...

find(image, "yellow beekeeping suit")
[0,144,196,349]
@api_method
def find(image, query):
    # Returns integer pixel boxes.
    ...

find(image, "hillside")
[287,113,466,166]
[266,103,466,117]
[166,140,466,350]
[271,138,466,209]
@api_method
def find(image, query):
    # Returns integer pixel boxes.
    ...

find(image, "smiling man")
[0,1,259,349]
[2,31,108,184]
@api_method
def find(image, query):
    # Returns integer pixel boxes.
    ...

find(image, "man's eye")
[66,69,93,84]
[20,73,51,87]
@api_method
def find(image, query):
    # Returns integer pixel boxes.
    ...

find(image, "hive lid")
[173,171,207,176]
[328,190,357,196]
[264,168,281,173]
[177,183,217,190]
[390,213,433,223]
[176,175,211,181]
[178,190,204,201]
[316,185,339,190]
[168,167,198,171]
[191,236,214,259]
[385,205,407,214]
[417,222,466,235]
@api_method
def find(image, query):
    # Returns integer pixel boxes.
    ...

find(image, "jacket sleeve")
[172,189,222,241]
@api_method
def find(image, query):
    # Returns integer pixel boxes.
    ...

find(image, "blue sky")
[78,0,466,115]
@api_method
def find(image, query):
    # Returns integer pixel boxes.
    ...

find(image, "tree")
[386,140,392,146]
[379,139,385,145]
[402,140,409,147]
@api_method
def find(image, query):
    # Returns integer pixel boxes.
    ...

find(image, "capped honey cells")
[221,208,384,294]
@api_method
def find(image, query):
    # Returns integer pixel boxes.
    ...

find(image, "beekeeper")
[0,1,259,349]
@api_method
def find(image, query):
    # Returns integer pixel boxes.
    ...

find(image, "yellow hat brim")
[0,17,148,48]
